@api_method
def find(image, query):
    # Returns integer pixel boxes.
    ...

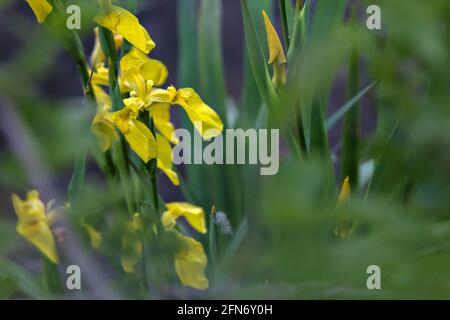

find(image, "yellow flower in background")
[262,10,287,87]
[111,104,158,163]
[121,213,144,273]
[121,47,168,87]
[338,176,351,204]
[95,2,155,54]
[174,233,209,290]
[162,202,207,234]
[25,0,53,24]
[91,27,124,66]
[156,134,179,186]
[11,191,58,263]
[335,177,353,239]
[82,223,102,249]
[91,85,118,152]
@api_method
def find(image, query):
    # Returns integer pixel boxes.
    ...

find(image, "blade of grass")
[326,81,377,131]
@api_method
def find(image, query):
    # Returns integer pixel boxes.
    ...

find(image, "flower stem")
[149,117,160,213]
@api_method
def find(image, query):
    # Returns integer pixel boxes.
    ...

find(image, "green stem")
[295,0,303,14]
[279,0,290,49]
[149,117,160,213]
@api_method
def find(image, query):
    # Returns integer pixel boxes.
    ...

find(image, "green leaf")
[178,0,200,89]
[68,150,86,209]
[341,14,361,189]
[310,0,346,41]
[198,0,227,123]
[326,81,377,131]
[0,259,50,299]
[239,0,271,125]
[241,0,278,114]
[222,217,248,264]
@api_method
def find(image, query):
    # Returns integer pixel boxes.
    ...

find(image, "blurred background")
[0,0,449,299]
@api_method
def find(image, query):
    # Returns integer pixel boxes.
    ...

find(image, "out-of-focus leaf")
[198,0,227,123]
[0,259,49,299]
[326,81,377,131]
[241,0,278,114]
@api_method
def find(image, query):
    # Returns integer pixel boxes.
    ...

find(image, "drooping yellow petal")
[93,85,112,112]
[262,10,287,87]
[162,202,206,234]
[174,234,209,290]
[11,191,58,264]
[111,108,158,163]
[26,0,53,24]
[82,223,102,249]
[338,177,351,204]
[173,88,223,139]
[92,86,117,152]
[121,47,168,86]
[95,5,155,54]
[152,103,179,144]
[156,134,179,186]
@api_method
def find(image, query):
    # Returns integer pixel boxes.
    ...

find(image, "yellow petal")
[122,68,148,98]
[156,134,179,186]
[93,85,112,112]
[173,88,224,139]
[112,107,158,163]
[175,234,209,290]
[12,192,58,263]
[92,114,117,152]
[162,202,206,234]
[95,5,155,54]
[338,177,351,204]
[91,65,110,87]
[121,236,142,274]
[121,47,168,86]
[92,88,117,152]
[26,0,53,24]
[147,87,177,104]
[152,103,179,144]
[262,10,287,65]
[82,224,102,249]
[262,10,287,86]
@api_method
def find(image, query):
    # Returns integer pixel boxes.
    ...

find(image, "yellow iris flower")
[111,100,158,163]
[121,47,168,88]
[174,233,209,290]
[335,177,353,239]
[91,85,118,152]
[162,202,208,290]
[262,10,287,87]
[162,202,207,234]
[11,190,59,264]
[25,0,53,24]
[82,223,103,249]
[95,1,155,54]
[147,85,224,139]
